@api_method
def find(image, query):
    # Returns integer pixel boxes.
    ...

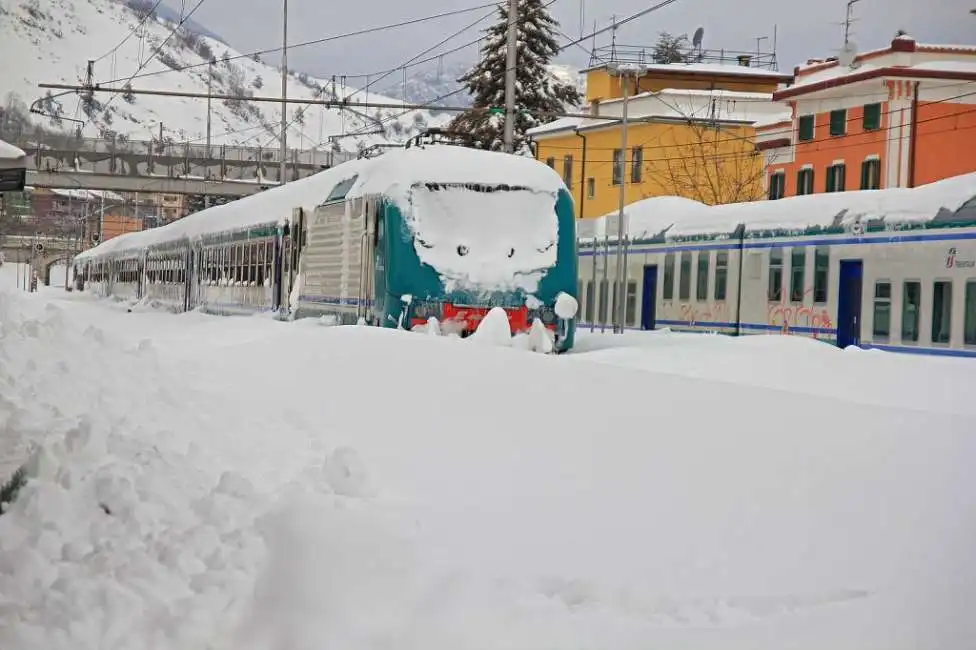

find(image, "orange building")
[100,214,144,242]
[756,35,976,199]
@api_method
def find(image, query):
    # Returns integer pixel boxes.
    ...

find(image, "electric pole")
[279,0,289,185]
[206,59,213,209]
[502,0,518,153]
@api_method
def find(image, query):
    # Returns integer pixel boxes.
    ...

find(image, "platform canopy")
[0,138,27,192]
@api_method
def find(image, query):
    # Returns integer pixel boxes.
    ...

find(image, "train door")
[371,202,387,326]
[836,259,863,348]
[641,264,658,330]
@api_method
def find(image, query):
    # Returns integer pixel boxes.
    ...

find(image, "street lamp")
[607,61,648,333]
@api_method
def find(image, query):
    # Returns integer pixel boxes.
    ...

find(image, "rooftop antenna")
[837,0,860,68]
[692,26,704,61]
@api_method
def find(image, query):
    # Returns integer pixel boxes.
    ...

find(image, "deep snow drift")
[1,266,975,650]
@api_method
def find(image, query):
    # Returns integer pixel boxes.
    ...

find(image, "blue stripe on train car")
[579,228,976,256]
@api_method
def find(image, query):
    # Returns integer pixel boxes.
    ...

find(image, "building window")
[798,115,814,141]
[796,168,814,195]
[768,171,785,200]
[826,163,846,192]
[678,251,692,300]
[901,281,921,342]
[631,146,643,184]
[562,155,573,188]
[932,281,952,344]
[586,177,595,199]
[545,156,555,168]
[696,251,709,301]
[768,249,783,301]
[860,158,881,190]
[663,253,675,300]
[626,280,638,325]
[863,103,882,131]
[829,109,847,136]
[790,247,806,302]
[813,247,829,303]
[714,252,728,301]
[612,149,624,185]
[965,281,976,345]
[873,281,891,338]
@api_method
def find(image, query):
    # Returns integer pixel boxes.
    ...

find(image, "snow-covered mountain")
[380,60,586,109]
[0,0,448,152]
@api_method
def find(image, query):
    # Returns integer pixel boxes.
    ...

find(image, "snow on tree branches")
[449,0,582,154]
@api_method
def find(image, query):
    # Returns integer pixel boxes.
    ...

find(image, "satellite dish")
[692,26,705,49]
[838,41,857,68]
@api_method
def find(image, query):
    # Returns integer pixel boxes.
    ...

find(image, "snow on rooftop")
[586,173,976,240]
[526,116,584,137]
[0,138,26,163]
[594,61,790,79]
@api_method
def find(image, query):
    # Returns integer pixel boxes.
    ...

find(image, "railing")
[0,125,357,168]
[588,44,779,71]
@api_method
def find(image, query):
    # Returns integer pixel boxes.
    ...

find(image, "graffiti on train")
[676,301,732,327]
[766,286,833,337]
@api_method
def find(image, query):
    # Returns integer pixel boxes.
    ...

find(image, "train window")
[768,249,783,302]
[901,282,921,343]
[790,248,806,302]
[598,279,609,324]
[696,252,709,302]
[714,252,728,301]
[931,281,953,344]
[813,248,829,303]
[873,282,891,339]
[663,253,675,301]
[585,281,594,322]
[626,280,638,325]
[965,282,976,345]
[678,251,692,301]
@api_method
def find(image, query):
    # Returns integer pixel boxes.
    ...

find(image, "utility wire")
[93,0,167,63]
[89,0,209,131]
[94,3,502,87]
[252,3,503,149]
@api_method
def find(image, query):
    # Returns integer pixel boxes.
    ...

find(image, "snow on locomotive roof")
[587,172,976,240]
[0,138,26,164]
[75,159,371,260]
[76,146,565,261]
[347,145,566,206]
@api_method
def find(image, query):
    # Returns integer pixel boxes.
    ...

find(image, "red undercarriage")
[410,304,556,334]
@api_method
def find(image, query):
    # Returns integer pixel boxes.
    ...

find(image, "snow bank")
[591,172,976,240]
[3,273,976,649]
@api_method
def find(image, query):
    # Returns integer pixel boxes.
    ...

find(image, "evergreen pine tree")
[449,0,582,154]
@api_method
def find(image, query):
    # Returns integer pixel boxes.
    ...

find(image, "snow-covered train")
[577,173,976,358]
[72,142,580,351]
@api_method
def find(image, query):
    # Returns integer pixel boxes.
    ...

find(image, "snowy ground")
[1,263,975,650]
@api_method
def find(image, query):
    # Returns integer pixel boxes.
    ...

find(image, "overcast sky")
[167,0,973,85]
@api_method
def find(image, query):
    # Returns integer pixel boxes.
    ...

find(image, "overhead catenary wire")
[93,2,503,88]
[93,0,167,63]
[252,1,505,150]
[90,0,209,131]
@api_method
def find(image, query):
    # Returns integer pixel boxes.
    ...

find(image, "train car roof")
[581,172,976,241]
[76,145,567,261]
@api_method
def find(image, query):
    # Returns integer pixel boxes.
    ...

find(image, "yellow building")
[529,54,794,219]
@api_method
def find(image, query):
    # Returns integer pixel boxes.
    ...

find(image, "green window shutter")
[829,109,846,136]
[862,103,881,131]
[798,115,814,141]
